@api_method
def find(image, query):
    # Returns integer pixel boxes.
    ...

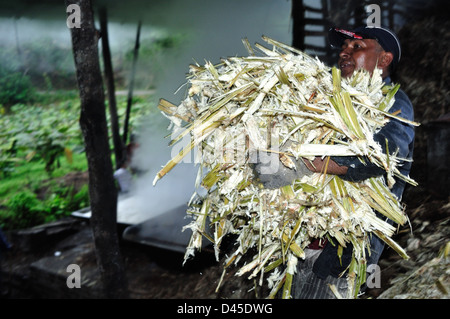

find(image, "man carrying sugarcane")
[253,25,415,298]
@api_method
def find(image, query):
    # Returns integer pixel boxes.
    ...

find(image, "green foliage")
[0,101,82,176]
[0,67,35,107]
[3,184,91,231]
[0,183,90,230]
[46,184,89,215]
[31,123,74,174]
[43,184,89,222]
[0,139,21,178]
[1,191,46,230]
[70,184,90,210]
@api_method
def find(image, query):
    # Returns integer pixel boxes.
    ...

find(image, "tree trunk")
[99,6,125,170]
[66,0,129,298]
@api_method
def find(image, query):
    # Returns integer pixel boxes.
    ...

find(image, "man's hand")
[304,157,348,175]
[250,151,312,189]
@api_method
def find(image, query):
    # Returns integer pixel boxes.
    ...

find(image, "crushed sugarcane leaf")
[153,36,418,299]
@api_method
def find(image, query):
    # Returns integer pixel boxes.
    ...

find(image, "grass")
[0,150,89,229]
[0,151,87,205]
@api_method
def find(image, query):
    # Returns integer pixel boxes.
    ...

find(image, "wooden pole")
[99,6,125,169]
[123,21,141,146]
[291,0,306,51]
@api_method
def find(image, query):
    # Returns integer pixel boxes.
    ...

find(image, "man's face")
[338,39,384,78]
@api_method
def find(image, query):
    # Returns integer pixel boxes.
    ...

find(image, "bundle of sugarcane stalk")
[153,36,419,299]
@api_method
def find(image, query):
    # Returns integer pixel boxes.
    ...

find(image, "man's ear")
[379,51,394,69]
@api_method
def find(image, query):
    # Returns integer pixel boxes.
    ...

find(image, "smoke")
[146,0,292,103]
[125,114,199,222]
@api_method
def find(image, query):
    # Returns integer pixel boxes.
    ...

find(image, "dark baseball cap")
[328,25,401,71]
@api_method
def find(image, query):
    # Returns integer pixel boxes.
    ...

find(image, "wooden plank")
[305,44,327,52]
[304,5,323,13]
[304,30,328,36]
[304,18,328,25]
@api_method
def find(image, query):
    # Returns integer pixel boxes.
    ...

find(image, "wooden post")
[291,0,306,51]
[123,21,141,146]
[353,0,367,28]
[99,6,125,169]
